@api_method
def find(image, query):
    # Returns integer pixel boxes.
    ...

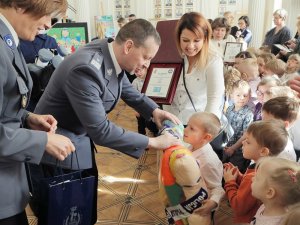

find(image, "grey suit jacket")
[0,19,46,219]
[35,38,159,169]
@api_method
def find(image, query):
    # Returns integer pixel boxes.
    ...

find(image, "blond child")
[183,112,224,225]
[224,120,289,224]
[254,76,281,121]
[262,96,299,161]
[224,80,253,173]
[224,67,246,99]
[250,157,300,225]
[234,54,261,110]
[263,58,286,78]
[280,54,300,85]
[224,68,247,112]
[257,52,276,77]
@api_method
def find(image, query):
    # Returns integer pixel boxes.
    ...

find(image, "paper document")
[274,44,292,52]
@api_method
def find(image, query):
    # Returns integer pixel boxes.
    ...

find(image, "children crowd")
[152,9,300,225]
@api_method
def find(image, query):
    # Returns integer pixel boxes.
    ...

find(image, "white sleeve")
[202,163,225,205]
[204,55,225,118]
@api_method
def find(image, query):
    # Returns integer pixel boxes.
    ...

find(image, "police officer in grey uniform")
[0,1,75,225]
[34,19,181,224]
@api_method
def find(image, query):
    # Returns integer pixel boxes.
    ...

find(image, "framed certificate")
[141,63,182,104]
[224,42,243,63]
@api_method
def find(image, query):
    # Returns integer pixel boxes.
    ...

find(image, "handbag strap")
[56,150,83,187]
[182,58,197,112]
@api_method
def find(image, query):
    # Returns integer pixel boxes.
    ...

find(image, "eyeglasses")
[256,90,265,97]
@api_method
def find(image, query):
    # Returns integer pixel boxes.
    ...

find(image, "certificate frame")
[223,42,243,63]
[141,63,182,104]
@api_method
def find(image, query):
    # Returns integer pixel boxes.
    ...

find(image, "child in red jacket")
[223,120,288,224]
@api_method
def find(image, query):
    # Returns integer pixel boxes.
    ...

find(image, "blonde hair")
[265,86,299,101]
[264,59,286,77]
[191,112,221,139]
[246,47,260,57]
[258,52,276,65]
[224,67,247,96]
[286,54,300,74]
[232,79,251,93]
[257,157,300,207]
[257,76,281,90]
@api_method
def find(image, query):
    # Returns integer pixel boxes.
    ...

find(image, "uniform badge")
[3,34,15,49]
[107,68,113,76]
[90,59,101,70]
[21,95,28,108]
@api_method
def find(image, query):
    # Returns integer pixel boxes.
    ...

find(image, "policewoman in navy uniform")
[0,1,75,225]
[34,19,181,224]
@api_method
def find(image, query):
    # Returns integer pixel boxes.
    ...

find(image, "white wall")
[64,0,299,47]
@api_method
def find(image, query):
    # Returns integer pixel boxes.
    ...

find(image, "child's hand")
[223,162,235,170]
[194,199,217,216]
[223,165,238,182]
[224,146,235,156]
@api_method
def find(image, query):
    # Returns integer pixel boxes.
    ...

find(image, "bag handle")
[56,150,83,187]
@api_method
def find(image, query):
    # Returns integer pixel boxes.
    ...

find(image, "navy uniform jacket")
[19,34,58,64]
[35,38,159,169]
[0,19,46,219]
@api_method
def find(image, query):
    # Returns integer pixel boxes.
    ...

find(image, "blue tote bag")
[39,170,95,225]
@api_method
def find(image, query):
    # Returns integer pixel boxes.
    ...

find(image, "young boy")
[184,112,225,225]
[132,66,158,136]
[223,120,289,224]
[262,96,299,161]
[262,58,286,78]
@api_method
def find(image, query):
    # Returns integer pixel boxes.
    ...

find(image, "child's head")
[262,96,299,128]
[230,80,251,109]
[251,157,300,207]
[259,45,272,53]
[257,52,276,76]
[286,54,300,74]
[242,120,288,161]
[234,56,259,81]
[263,86,299,103]
[263,59,286,77]
[184,112,221,150]
[256,76,281,103]
[224,68,247,97]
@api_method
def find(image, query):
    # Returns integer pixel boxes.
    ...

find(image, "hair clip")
[287,169,297,183]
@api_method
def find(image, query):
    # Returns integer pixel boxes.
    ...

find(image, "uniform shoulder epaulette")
[89,52,103,71]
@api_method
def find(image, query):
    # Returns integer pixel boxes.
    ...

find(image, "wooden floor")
[27,101,234,225]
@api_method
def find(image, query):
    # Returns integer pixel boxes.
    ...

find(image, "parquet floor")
[27,101,233,225]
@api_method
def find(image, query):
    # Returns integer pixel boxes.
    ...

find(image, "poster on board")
[94,15,116,39]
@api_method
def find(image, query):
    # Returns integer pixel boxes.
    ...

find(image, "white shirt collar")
[108,42,122,76]
[0,13,19,46]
